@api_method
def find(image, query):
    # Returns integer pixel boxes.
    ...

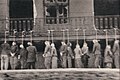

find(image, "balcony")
[94,15,120,29]
[0,15,119,41]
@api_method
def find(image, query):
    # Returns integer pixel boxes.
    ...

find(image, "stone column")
[0,0,9,32]
[33,0,44,36]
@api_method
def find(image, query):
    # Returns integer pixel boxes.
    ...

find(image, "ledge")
[0,68,119,80]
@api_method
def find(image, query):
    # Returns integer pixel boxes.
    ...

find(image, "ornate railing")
[94,15,120,29]
[9,18,33,32]
[0,15,119,37]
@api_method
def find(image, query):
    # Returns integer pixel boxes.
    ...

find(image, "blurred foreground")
[0,68,119,80]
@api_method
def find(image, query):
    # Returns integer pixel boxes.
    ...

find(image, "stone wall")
[33,0,95,34]
[0,0,9,32]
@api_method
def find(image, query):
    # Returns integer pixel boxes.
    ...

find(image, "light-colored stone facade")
[0,0,94,34]
[0,0,9,31]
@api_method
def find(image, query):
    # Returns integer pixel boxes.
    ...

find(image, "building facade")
[0,0,119,41]
[0,0,119,69]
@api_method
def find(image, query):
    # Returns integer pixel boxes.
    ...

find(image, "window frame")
[43,0,70,25]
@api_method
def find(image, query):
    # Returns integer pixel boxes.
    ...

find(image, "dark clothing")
[19,48,28,61]
[10,45,19,70]
[1,43,10,56]
[66,47,74,68]
[59,45,67,56]
[81,54,90,68]
[10,45,19,57]
[26,45,37,69]
[27,46,37,62]
[19,48,28,69]
[82,46,90,68]
[26,62,35,69]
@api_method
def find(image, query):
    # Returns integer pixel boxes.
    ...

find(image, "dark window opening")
[9,0,33,34]
[94,0,119,16]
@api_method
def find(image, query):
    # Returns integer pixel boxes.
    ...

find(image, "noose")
[94,25,98,40]
[47,30,51,42]
[5,30,9,43]
[13,29,17,42]
[51,30,54,43]
[61,29,65,42]
[22,31,25,45]
[75,28,79,44]
[104,29,108,46]
[114,28,117,40]
[66,29,69,43]
[95,29,98,40]
[83,29,86,43]
[30,30,33,43]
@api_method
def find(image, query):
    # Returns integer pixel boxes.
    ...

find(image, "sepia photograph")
[0,0,120,80]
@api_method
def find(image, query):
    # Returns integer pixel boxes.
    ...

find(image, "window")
[9,0,33,33]
[44,0,69,24]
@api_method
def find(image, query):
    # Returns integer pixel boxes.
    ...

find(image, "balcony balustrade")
[94,15,119,29]
[0,15,119,38]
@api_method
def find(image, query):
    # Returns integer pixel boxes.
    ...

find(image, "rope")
[61,29,65,42]
[114,28,117,40]
[30,30,33,43]
[13,29,17,42]
[104,30,108,46]
[83,29,86,43]
[51,30,54,43]
[66,29,69,43]
[75,28,79,44]
[47,30,51,41]
[22,31,25,45]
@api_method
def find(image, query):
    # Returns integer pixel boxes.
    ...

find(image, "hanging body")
[43,43,52,69]
[74,45,83,68]
[112,40,120,68]
[51,46,58,68]
[92,41,101,68]
[104,46,113,68]
[26,44,37,69]
[19,47,28,69]
[10,43,19,69]
[1,42,10,70]
[81,43,90,68]
[59,43,67,68]
[66,44,74,68]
